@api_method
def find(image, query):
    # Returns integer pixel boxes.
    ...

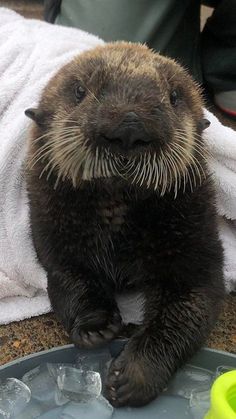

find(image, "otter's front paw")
[105,348,162,407]
[70,310,122,348]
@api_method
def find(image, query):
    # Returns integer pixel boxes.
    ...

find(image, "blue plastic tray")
[0,341,236,418]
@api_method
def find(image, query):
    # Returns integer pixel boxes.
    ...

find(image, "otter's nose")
[100,112,152,150]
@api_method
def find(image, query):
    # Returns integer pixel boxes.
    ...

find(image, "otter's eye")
[75,83,86,102]
[170,90,179,107]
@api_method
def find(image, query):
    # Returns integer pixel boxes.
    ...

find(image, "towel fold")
[0,8,235,325]
[204,109,236,221]
[203,109,236,292]
[0,7,103,324]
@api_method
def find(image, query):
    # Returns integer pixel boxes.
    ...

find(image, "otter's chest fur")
[29,177,218,294]
[75,191,143,290]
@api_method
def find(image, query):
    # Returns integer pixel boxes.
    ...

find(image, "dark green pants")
[202,0,236,92]
[45,0,236,93]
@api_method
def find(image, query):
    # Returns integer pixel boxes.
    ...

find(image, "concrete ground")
[0,1,235,365]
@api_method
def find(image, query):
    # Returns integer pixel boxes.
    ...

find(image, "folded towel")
[203,109,236,293]
[0,8,235,325]
[0,7,103,324]
[204,109,236,221]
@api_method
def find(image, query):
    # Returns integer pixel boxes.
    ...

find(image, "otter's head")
[26,42,209,195]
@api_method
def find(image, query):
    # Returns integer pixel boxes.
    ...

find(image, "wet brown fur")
[26,43,224,407]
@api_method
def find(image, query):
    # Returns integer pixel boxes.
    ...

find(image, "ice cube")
[189,389,210,419]
[0,378,31,418]
[113,395,189,419]
[57,366,102,402]
[47,363,75,382]
[22,364,67,408]
[61,396,113,419]
[75,348,112,384]
[165,365,213,399]
[16,399,45,419]
[37,406,64,418]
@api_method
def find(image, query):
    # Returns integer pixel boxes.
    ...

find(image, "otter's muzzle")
[98,112,152,151]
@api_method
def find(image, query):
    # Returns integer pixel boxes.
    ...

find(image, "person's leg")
[52,0,202,82]
[44,0,61,23]
[201,0,236,116]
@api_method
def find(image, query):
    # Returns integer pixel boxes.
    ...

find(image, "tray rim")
[1,344,236,371]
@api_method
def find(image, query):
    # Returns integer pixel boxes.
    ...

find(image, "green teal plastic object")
[205,370,236,419]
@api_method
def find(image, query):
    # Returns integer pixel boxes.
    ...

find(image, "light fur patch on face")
[102,43,161,81]
[30,108,206,196]
[28,107,89,188]
[170,116,207,194]
[29,44,206,195]
[183,117,195,153]
[109,61,159,81]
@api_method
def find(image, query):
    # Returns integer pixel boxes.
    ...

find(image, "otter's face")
[26,42,209,195]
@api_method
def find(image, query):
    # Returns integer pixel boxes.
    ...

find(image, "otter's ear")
[199,118,211,131]
[25,108,44,125]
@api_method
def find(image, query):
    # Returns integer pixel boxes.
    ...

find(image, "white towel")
[0,9,235,325]
[0,8,104,324]
[204,109,236,221]
[203,109,236,293]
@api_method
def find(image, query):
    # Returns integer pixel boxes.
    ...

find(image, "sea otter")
[25,42,224,407]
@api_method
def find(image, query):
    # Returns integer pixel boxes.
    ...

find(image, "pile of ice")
[0,346,234,419]
[163,364,235,419]
[0,348,113,419]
